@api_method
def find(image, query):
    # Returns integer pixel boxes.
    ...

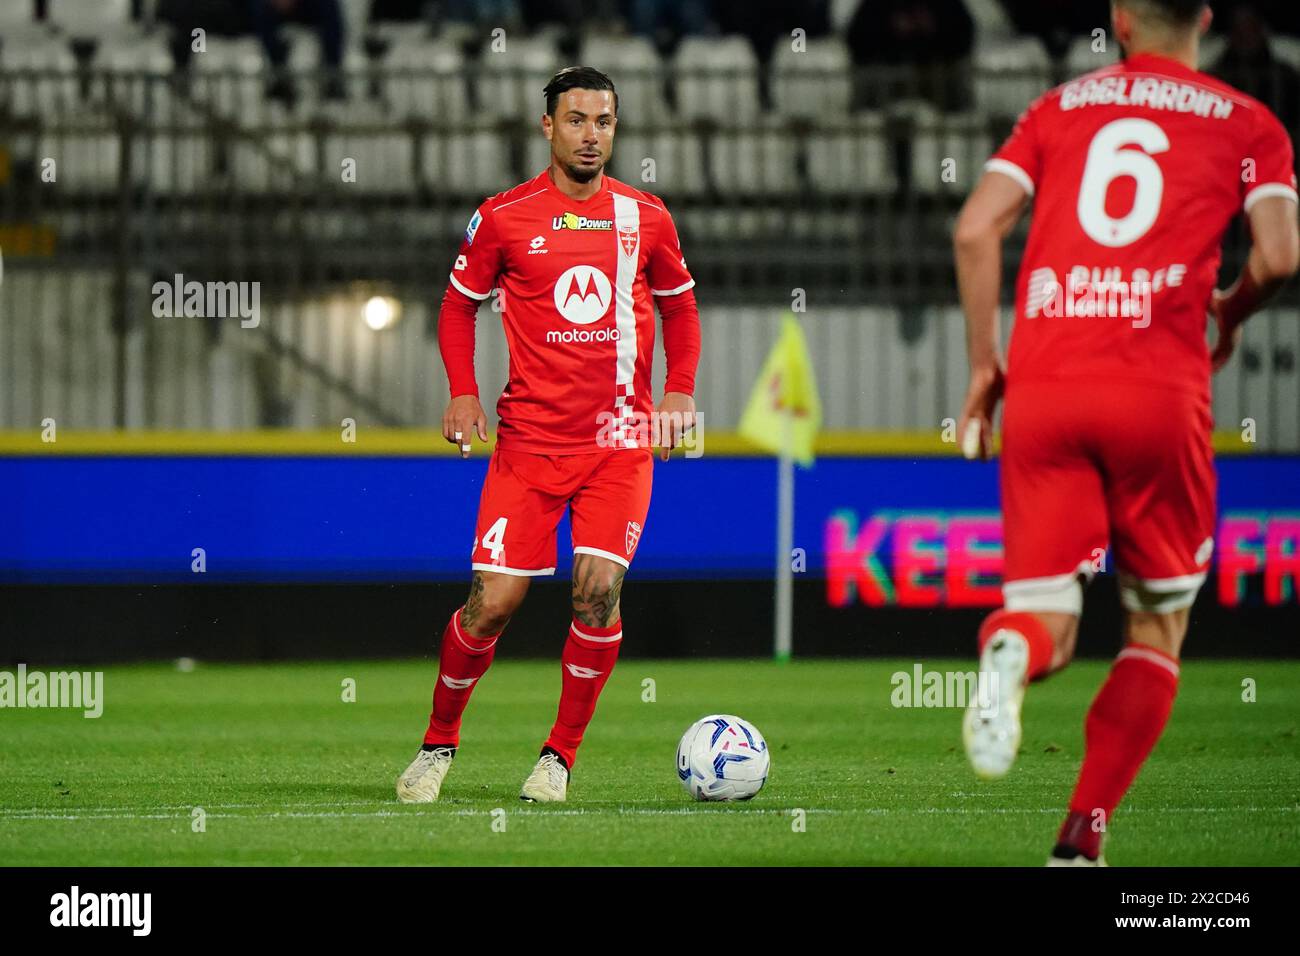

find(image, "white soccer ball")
[676,714,770,801]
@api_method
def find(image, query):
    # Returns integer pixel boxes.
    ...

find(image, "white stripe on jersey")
[611,193,641,449]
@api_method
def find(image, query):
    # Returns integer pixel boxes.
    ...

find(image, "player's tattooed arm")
[572,556,626,628]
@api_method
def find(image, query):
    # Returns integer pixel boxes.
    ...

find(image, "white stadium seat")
[607,130,708,197]
[6,34,79,119]
[384,39,469,124]
[1065,35,1120,79]
[577,34,670,125]
[806,112,896,196]
[771,37,853,120]
[421,129,512,195]
[1271,35,1300,71]
[1198,33,1227,71]
[191,37,269,120]
[38,116,122,192]
[47,0,133,35]
[673,36,762,126]
[910,110,994,195]
[709,121,800,197]
[477,34,561,121]
[973,36,1052,118]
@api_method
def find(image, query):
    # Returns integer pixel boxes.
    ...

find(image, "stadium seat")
[37,114,122,193]
[673,36,762,126]
[805,112,897,196]
[909,109,994,196]
[973,36,1052,119]
[476,34,562,121]
[227,102,318,194]
[321,102,417,193]
[1270,34,1300,71]
[1198,33,1227,71]
[770,37,853,120]
[1065,35,1120,78]
[421,128,512,196]
[5,34,80,120]
[608,130,708,198]
[90,31,173,120]
[383,38,469,124]
[47,0,133,36]
[577,34,670,125]
[191,37,269,120]
[708,119,800,197]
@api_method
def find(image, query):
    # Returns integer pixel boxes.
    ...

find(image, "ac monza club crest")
[625,520,642,556]
[618,224,639,258]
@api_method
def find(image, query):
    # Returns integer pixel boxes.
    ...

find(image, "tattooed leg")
[571,553,627,628]
[460,570,530,637]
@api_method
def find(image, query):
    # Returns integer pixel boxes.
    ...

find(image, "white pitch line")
[1,805,1295,822]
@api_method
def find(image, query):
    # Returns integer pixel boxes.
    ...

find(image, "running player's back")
[989,52,1298,398]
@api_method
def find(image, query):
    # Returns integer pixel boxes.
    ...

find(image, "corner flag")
[738,313,822,465]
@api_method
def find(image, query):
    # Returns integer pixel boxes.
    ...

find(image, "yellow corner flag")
[738,313,822,466]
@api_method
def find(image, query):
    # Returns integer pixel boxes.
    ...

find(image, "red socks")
[424,608,499,747]
[1060,644,1181,857]
[543,619,623,768]
[978,609,1055,682]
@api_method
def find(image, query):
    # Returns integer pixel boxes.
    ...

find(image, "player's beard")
[563,156,605,184]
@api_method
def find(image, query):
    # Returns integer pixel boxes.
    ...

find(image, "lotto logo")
[553,265,612,325]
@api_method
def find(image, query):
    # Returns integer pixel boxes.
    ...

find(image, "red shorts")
[470,447,654,576]
[1000,380,1216,614]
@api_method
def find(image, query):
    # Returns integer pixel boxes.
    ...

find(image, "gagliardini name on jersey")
[1060,75,1235,119]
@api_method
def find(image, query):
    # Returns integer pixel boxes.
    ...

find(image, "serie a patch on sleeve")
[466,209,483,245]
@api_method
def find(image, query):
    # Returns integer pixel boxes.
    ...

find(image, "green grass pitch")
[1,659,1296,866]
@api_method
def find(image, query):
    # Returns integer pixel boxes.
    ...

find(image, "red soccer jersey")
[445,170,696,454]
[987,52,1298,399]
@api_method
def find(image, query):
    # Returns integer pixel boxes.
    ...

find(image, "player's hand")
[442,394,487,458]
[1209,289,1243,373]
[956,363,1005,461]
[652,391,696,462]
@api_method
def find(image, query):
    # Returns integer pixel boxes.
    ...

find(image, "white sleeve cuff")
[651,279,696,297]
[984,159,1035,197]
[1244,182,1299,213]
[449,273,491,301]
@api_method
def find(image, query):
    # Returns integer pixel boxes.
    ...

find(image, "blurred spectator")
[715,0,831,66]
[156,0,250,71]
[625,0,715,53]
[1210,3,1300,129]
[998,1,1109,60]
[1211,0,1300,38]
[252,0,347,102]
[845,0,974,110]
[157,0,346,105]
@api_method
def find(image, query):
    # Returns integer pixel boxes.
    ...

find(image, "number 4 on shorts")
[482,517,507,562]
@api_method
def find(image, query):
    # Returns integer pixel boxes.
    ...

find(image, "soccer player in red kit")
[396,67,701,803]
[954,0,1299,863]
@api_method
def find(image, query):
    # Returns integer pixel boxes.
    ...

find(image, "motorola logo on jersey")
[553,265,612,324]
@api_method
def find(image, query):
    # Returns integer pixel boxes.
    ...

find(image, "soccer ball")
[676,714,770,801]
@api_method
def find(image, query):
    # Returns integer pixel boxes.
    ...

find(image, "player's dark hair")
[1117,0,1207,27]
[543,66,618,117]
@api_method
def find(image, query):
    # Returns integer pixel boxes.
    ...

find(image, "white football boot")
[395,746,456,803]
[519,751,569,802]
[963,628,1030,779]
